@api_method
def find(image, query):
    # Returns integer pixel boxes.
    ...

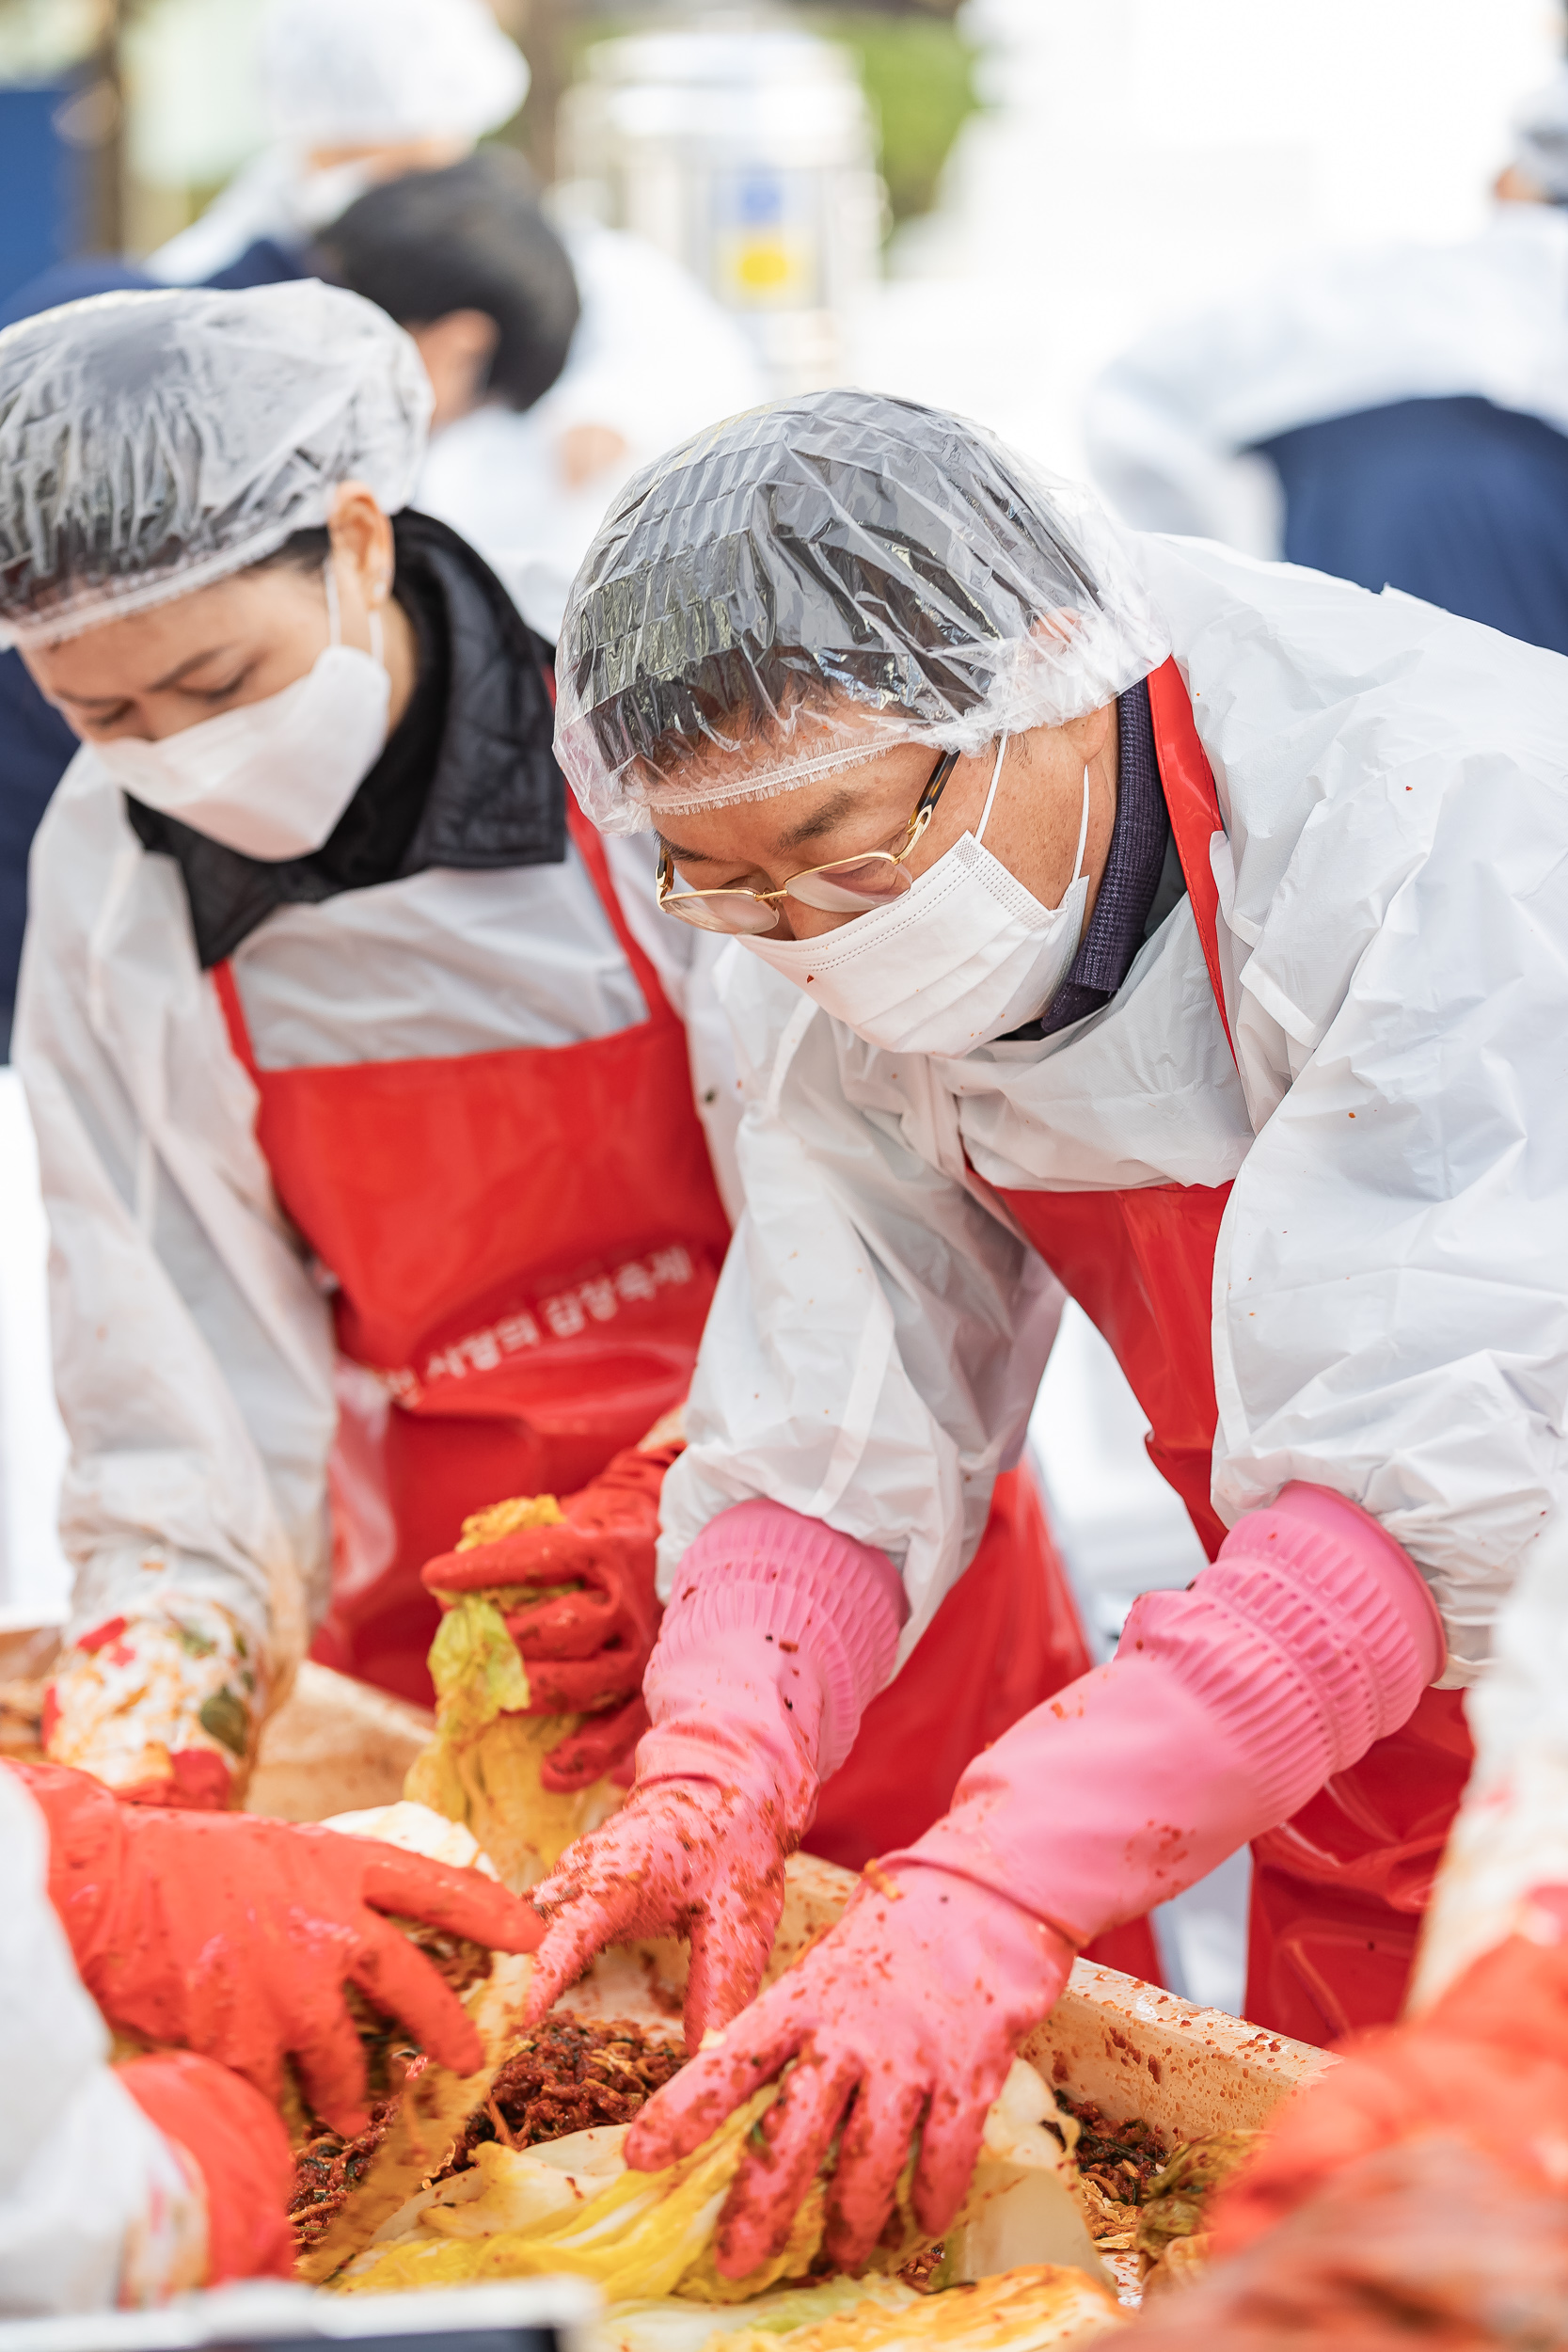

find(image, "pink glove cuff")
[901,1481,1442,1947]
[1129,1481,1445,1822]
[654,1502,906,1780]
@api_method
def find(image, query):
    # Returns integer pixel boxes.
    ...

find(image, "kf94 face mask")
[91,558,391,863]
[739,735,1093,1057]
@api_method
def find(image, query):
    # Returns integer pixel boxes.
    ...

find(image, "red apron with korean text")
[215,807,1126,1929]
[214,805,733,1703]
[995,659,1471,2043]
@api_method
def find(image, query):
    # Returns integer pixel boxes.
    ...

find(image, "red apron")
[215,808,1130,1933]
[215,805,733,1703]
[994,657,1471,2042]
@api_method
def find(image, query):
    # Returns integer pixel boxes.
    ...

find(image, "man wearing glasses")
[515,387,1568,2280]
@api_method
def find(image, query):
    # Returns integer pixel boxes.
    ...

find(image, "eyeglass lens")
[662,889,783,935]
[784,855,913,914]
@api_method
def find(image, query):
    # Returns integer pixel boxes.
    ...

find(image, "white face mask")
[92,560,391,863]
[738,736,1093,1057]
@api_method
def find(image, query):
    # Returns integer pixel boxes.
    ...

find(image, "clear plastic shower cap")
[554,389,1171,834]
[263,0,530,147]
[0,281,432,650]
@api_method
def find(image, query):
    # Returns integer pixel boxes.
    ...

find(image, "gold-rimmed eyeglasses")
[656,749,961,935]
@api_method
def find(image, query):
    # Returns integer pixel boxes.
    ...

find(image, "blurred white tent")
[852,0,1564,474]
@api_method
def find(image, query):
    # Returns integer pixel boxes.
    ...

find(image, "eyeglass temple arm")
[909,749,961,841]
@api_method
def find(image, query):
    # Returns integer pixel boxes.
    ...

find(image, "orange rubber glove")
[422,1438,677,1791]
[20,1760,546,2136]
[118,2050,295,2284]
[1212,1883,1568,2255]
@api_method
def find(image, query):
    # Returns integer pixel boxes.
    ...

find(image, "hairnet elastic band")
[626,730,989,821]
[0,513,322,651]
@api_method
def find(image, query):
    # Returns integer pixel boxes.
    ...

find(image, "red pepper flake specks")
[77,1616,129,1653]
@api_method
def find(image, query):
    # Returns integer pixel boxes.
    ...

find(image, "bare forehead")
[28,564,312,691]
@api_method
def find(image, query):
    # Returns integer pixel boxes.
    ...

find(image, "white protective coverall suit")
[0,1770,203,2314]
[1084,202,1568,562]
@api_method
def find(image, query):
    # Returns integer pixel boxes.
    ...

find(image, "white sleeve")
[658,956,1062,1661]
[15,766,339,1670]
[0,1770,204,2315]
[1408,1521,1568,2010]
[1085,223,1568,548]
[1209,605,1568,1687]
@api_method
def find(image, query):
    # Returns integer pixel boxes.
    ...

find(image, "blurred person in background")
[315,151,766,628]
[150,0,763,613]
[0,1756,539,2314]
[0,264,158,1058]
[0,289,1102,1931]
[147,0,530,290]
[0,0,759,1057]
[1085,67,1568,655]
[315,151,583,437]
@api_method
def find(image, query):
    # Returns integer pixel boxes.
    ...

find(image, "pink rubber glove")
[629,1483,1444,2277]
[523,1500,906,2051]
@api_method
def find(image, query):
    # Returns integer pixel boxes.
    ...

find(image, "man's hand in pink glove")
[621,1481,1443,2273]
[18,1760,546,2136]
[422,1439,679,1792]
[525,1775,806,2056]
[628,1860,1071,2279]
[521,1501,908,2051]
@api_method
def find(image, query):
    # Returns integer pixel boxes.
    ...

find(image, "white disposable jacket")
[1413,1509,1568,2008]
[15,770,740,1683]
[1085,205,1568,549]
[661,535,1568,1687]
[0,1769,201,2313]
[417,222,765,635]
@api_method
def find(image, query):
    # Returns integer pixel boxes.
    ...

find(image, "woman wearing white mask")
[0,295,1094,1876]
[0,280,739,1807]
[511,389,1568,2260]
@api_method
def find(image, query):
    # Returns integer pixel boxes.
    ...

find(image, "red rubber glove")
[119,2050,296,2284]
[19,1760,546,2136]
[1212,1883,1568,2254]
[522,1501,906,2050]
[422,1440,677,1792]
[629,1860,1071,2279]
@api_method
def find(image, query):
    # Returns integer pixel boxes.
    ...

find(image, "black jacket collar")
[125,511,565,968]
